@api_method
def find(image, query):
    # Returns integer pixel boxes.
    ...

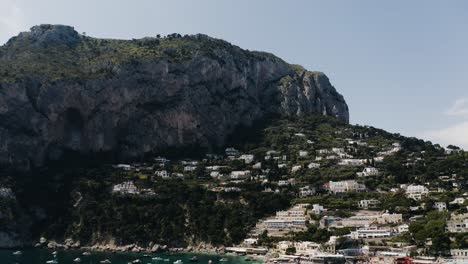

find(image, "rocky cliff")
[0,25,349,168]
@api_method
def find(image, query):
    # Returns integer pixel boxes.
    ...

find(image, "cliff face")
[0,25,349,168]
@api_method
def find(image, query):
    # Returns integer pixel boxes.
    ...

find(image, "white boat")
[132,259,141,263]
[163,259,170,262]
[82,252,91,256]
[152,257,163,261]
[52,251,58,255]
[219,258,228,262]
[13,250,22,255]
[46,260,58,264]
[174,260,183,264]
[73,258,82,262]
[100,260,112,264]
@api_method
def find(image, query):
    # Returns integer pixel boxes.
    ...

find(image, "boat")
[219,258,228,262]
[174,260,183,264]
[132,259,142,263]
[73,258,82,262]
[163,259,170,262]
[82,252,91,256]
[143,254,152,258]
[52,251,58,255]
[153,257,163,261]
[46,260,58,264]
[190,256,198,262]
[12,250,22,255]
[100,260,112,264]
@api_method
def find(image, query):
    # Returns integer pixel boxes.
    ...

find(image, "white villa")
[338,159,365,166]
[112,181,138,195]
[230,170,251,179]
[350,227,393,239]
[311,204,325,215]
[403,184,429,200]
[183,166,197,172]
[328,180,366,193]
[225,147,240,156]
[299,186,316,197]
[113,164,132,170]
[446,213,468,233]
[262,204,310,232]
[450,198,465,205]
[433,202,447,212]
[329,212,402,228]
[358,199,380,209]
[291,165,302,173]
[307,162,320,169]
[357,167,380,177]
[239,154,255,164]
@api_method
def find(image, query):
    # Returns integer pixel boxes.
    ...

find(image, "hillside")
[1,115,466,255]
[0,24,348,169]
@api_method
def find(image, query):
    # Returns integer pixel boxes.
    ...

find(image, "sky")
[1,0,468,148]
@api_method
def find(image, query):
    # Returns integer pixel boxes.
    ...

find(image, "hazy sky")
[1,0,468,148]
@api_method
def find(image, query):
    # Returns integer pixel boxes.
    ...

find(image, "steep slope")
[0,24,348,168]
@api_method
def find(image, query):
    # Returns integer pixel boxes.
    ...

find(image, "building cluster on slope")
[104,123,467,263]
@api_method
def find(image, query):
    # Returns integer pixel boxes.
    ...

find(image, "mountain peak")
[10,24,81,46]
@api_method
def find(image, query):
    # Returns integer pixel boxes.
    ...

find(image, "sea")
[0,249,261,264]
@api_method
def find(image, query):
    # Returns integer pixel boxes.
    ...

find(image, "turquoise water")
[0,249,261,264]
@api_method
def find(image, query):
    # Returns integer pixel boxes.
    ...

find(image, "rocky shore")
[37,237,227,255]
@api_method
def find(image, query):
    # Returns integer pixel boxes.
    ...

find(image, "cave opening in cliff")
[63,108,85,150]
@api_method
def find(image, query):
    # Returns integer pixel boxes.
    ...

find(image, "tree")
[285,247,296,255]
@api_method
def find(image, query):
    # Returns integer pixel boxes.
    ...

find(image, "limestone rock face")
[0,25,349,168]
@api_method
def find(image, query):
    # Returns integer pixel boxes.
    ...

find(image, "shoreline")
[3,239,266,262]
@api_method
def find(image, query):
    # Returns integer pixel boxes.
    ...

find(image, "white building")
[184,166,197,172]
[450,198,466,205]
[350,227,392,239]
[294,241,321,255]
[291,165,302,173]
[330,213,402,228]
[279,179,296,186]
[299,186,316,197]
[338,159,364,166]
[307,162,320,169]
[451,249,468,259]
[311,204,325,215]
[239,154,255,164]
[112,181,138,195]
[263,204,310,231]
[318,149,332,155]
[181,160,198,166]
[155,170,169,179]
[230,170,251,179]
[243,238,258,246]
[397,224,409,233]
[446,213,468,233]
[225,147,240,156]
[224,187,242,192]
[252,162,262,169]
[210,171,221,178]
[357,167,380,177]
[358,199,380,209]
[299,150,309,157]
[404,185,429,200]
[328,180,366,194]
[114,164,132,170]
[433,202,447,212]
